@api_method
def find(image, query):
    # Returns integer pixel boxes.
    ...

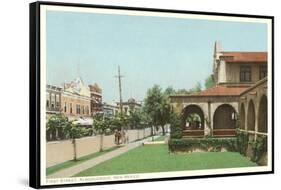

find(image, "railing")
[182,130,204,138]
[213,129,236,137]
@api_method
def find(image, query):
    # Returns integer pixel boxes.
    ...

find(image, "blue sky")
[46,10,267,103]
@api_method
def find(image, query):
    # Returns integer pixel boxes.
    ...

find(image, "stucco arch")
[258,95,267,133]
[247,99,256,131]
[182,104,205,130]
[240,103,246,129]
[213,104,237,129]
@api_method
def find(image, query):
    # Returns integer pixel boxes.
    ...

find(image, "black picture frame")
[29,1,274,189]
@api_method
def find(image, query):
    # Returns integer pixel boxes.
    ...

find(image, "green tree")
[46,114,69,141]
[64,122,88,161]
[92,114,112,152]
[186,113,202,129]
[139,110,153,138]
[190,82,202,93]
[144,85,172,136]
[169,112,183,139]
[164,86,176,96]
[205,75,215,89]
[176,88,190,95]
[128,110,141,129]
[128,110,144,140]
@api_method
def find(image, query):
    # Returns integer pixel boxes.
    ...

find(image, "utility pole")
[115,65,124,115]
[115,65,125,143]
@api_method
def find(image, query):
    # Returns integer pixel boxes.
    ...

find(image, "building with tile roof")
[170,41,268,138]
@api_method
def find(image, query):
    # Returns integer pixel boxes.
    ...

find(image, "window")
[64,102,67,112]
[82,106,85,114]
[240,66,251,82]
[70,103,72,114]
[55,94,60,108]
[51,93,55,108]
[46,92,50,107]
[260,65,267,79]
[76,104,80,114]
[86,106,89,115]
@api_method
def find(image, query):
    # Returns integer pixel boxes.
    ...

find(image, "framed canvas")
[29,1,274,188]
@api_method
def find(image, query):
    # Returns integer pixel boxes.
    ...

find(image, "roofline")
[221,51,267,53]
[169,94,241,98]
[240,77,267,95]
[225,61,267,64]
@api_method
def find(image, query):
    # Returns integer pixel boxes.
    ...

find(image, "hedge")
[168,137,238,153]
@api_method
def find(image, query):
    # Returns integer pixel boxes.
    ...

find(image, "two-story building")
[46,77,103,126]
[117,98,142,116]
[89,83,103,115]
[170,41,267,138]
[46,85,62,118]
[61,77,92,121]
[102,102,119,118]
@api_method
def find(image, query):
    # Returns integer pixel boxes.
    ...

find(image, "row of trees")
[46,84,178,161]
[46,75,214,161]
[46,112,152,161]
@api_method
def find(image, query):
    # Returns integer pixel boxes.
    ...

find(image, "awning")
[73,118,93,126]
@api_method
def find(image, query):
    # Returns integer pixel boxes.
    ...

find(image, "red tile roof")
[190,85,249,96]
[220,52,267,63]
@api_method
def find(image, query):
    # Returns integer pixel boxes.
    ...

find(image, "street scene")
[44,9,269,181]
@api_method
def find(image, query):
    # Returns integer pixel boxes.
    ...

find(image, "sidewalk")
[47,135,160,178]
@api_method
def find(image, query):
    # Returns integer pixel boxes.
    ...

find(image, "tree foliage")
[205,74,215,89]
[169,112,183,139]
[163,82,202,96]
[128,110,143,129]
[143,85,172,135]
[92,114,112,135]
[46,114,69,141]
[164,86,176,96]
[64,122,88,140]
[63,120,89,161]
[191,82,202,93]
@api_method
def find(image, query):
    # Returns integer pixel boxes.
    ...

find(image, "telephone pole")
[115,65,124,115]
[115,66,126,143]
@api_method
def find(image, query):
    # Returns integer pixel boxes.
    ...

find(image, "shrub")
[236,129,249,155]
[169,113,183,139]
[249,134,267,162]
[168,137,237,153]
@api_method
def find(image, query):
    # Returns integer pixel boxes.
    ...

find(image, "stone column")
[204,101,212,137]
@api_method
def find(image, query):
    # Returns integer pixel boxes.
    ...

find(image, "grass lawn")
[154,135,166,141]
[46,146,121,176]
[74,144,257,177]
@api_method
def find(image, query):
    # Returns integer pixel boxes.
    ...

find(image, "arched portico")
[182,104,205,137]
[240,103,246,129]
[247,100,255,131]
[258,95,267,133]
[238,78,268,165]
[213,104,237,136]
[182,104,205,130]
